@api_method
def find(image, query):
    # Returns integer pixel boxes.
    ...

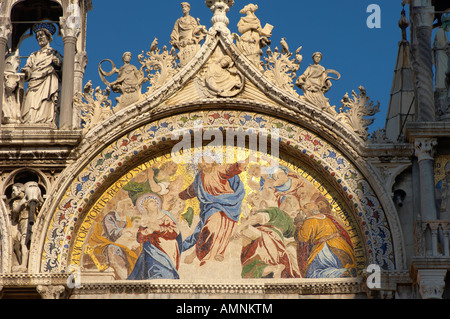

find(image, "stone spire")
[385,7,416,142]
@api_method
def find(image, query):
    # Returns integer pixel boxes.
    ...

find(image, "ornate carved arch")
[30,109,404,278]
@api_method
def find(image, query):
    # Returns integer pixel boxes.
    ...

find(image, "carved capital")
[59,16,81,39]
[414,138,437,163]
[412,6,435,29]
[36,285,66,299]
[0,17,12,41]
[74,51,88,73]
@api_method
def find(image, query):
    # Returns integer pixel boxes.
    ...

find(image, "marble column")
[59,17,80,130]
[412,5,436,121]
[73,51,88,129]
[414,138,438,221]
[0,18,12,126]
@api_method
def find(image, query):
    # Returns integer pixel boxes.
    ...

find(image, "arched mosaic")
[69,148,365,280]
[40,110,395,276]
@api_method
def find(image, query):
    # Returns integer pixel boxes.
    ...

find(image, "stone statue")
[170,2,207,67]
[295,52,340,113]
[2,55,24,124]
[235,3,273,69]
[436,161,450,220]
[21,23,62,125]
[98,52,146,110]
[8,182,44,272]
[433,14,450,117]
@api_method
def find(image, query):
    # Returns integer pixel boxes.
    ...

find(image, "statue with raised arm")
[170,2,207,67]
[98,52,146,110]
[235,3,272,69]
[21,23,62,125]
[296,52,340,113]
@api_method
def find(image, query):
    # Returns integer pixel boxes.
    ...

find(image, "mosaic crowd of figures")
[75,151,362,281]
[41,110,394,276]
[73,2,379,140]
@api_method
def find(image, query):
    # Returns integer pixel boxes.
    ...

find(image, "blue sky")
[21,0,408,133]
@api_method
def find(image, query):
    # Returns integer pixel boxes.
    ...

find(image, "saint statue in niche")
[170,2,207,67]
[21,23,62,125]
[8,182,44,273]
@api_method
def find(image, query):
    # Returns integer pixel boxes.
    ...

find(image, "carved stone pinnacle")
[205,0,234,31]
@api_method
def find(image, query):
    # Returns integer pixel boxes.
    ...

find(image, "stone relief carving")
[2,54,24,124]
[263,40,302,96]
[7,182,44,273]
[337,86,380,141]
[98,52,147,111]
[295,52,341,113]
[369,128,393,144]
[234,3,273,69]
[195,49,245,98]
[73,80,113,133]
[138,39,178,95]
[21,23,62,126]
[170,2,207,67]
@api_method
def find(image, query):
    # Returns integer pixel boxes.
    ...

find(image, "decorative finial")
[398,7,410,41]
[205,0,234,32]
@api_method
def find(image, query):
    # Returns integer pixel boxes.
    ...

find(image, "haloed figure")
[21,23,62,125]
[127,193,182,280]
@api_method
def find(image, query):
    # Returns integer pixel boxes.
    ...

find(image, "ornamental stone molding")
[70,278,364,299]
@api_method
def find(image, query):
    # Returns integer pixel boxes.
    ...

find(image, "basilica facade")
[0,0,449,299]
